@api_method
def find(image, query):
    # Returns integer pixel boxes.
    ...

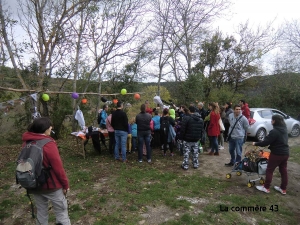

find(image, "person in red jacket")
[208,102,221,156]
[145,100,153,115]
[239,100,250,120]
[22,117,70,225]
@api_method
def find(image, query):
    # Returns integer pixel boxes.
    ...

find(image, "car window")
[259,110,272,119]
[250,111,254,118]
[272,110,286,118]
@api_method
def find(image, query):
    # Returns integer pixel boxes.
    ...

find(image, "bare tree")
[0,0,27,88]
[169,0,230,78]
[281,19,300,55]
[274,19,300,74]
[80,0,148,111]
[149,0,177,95]
[17,0,92,90]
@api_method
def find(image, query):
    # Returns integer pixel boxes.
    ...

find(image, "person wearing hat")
[169,108,176,120]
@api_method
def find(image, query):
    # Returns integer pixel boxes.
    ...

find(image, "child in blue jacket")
[130,117,138,152]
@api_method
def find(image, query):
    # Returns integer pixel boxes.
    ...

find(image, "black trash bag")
[242,158,258,172]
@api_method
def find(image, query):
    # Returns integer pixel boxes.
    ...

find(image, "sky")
[216,0,300,34]
[4,0,300,77]
[6,0,300,28]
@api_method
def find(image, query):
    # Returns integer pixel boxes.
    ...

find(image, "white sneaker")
[274,186,286,195]
[256,185,270,193]
[147,159,152,163]
[219,145,224,150]
[138,160,142,163]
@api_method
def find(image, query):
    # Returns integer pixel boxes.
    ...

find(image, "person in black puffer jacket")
[180,106,204,170]
[253,114,289,195]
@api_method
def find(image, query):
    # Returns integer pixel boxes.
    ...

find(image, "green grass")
[289,146,300,163]
[0,140,299,225]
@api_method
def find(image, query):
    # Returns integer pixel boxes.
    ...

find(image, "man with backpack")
[16,117,70,225]
[180,106,204,170]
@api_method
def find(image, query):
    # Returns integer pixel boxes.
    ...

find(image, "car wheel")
[290,125,300,137]
[256,128,266,141]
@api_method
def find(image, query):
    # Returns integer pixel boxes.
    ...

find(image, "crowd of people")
[20,98,290,224]
[100,99,289,196]
[97,100,252,166]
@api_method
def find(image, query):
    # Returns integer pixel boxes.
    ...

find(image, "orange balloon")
[113,99,118,104]
[81,98,87,104]
[134,93,140,100]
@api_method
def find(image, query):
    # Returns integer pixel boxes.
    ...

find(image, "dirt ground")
[137,137,300,225]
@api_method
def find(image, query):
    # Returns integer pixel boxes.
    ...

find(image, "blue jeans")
[209,136,218,153]
[138,131,151,161]
[228,138,244,164]
[114,130,128,161]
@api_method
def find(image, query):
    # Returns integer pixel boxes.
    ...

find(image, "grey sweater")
[228,113,249,139]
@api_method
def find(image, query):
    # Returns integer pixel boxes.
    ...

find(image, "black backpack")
[160,117,170,135]
[16,139,54,218]
[16,139,53,189]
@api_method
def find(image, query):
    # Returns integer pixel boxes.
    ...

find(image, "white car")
[247,108,300,141]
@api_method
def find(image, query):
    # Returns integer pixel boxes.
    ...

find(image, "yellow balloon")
[121,89,127,95]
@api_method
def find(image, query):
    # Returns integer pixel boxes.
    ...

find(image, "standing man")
[225,105,249,166]
[224,102,233,141]
[180,106,204,170]
[197,102,207,121]
[136,104,152,162]
[189,103,198,113]
[239,100,250,120]
[111,102,128,162]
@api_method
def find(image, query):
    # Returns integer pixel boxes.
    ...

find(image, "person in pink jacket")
[22,117,70,225]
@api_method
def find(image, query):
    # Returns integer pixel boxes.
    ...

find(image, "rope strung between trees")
[0,86,144,96]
